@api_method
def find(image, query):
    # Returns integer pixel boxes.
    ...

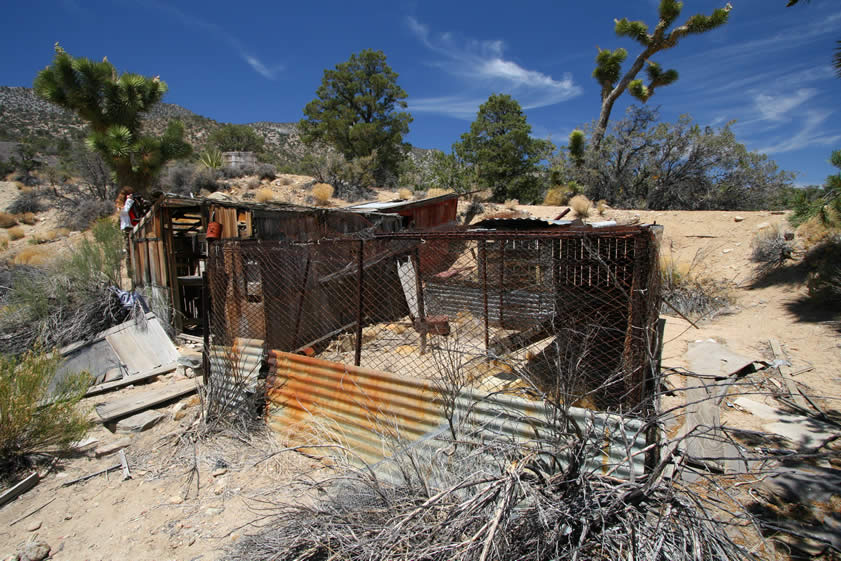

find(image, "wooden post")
[202,271,210,386]
[412,248,426,354]
[354,240,364,367]
[292,251,312,350]
[480,241,489,356]
[498,242,505,329]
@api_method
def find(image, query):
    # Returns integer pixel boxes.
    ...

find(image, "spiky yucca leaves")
[590,1,731,149]
[34,44,191,193]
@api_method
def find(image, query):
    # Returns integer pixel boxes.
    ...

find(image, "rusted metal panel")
[266,351,647,480]
[208,338,264,411]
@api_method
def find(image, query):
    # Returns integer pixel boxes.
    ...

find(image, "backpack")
[129,195,147,226]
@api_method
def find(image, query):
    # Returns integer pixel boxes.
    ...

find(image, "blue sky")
[1,0,840,186]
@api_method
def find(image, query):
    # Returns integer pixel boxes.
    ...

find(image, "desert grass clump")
[596,199,608,215]
[312,183,334,205]
[750,224,794,271]
[398,187,412,200]
[543,186,566,206]
[503,198,519,210]
[427,188,453,199]
[0,212,19,229]
[0,348,91,476]
[7,226,25,241]
[255,188,276,203]
[660,252,731,319]
[18,212,37,225]
[14,246,52,266]
[0,234,9,251]
[30,230,60,245]
[569,194,592,218]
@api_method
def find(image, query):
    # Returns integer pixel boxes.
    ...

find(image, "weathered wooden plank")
[769,338,810,411]
[85,363,177,397]
[0,472,38,508]
[95,379,196,423]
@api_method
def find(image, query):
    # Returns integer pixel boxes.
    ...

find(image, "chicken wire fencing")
[206,227,662,415]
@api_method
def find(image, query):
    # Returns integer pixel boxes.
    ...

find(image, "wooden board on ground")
[0,472,38,509]
[95,379,197,423]
[769,338,811,411]
[85,363,178,397]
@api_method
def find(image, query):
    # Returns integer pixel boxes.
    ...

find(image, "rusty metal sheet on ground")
[266,351,647,482]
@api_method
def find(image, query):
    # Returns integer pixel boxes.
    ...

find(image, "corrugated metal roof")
[471,217,619,230]
[344,192,460,213]
[266,351,647,482]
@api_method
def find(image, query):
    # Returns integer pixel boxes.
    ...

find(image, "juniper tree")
[299,49,412,186]
[34,44,191,195]
[588,0,731,150]
[454,94,553,203]
[209,124,264,153]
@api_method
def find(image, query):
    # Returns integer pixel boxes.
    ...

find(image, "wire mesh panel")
[207,226,661,413]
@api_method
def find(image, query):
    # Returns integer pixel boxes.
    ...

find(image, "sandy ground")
[1,182,840,559]
[0,374,313,560]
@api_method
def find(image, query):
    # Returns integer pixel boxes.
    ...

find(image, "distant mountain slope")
[0,86,437,171]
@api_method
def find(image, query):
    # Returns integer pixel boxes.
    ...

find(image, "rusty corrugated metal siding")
[266,351,647,480]
[208,337,264,412]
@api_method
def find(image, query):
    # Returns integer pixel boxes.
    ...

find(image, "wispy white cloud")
[146,1,282,80]
[754,88,817,122]
[755,110,841,154]
[406,16,581,118]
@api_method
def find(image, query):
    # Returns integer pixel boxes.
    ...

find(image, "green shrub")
[64,218,124,287]
[0,348,90,474]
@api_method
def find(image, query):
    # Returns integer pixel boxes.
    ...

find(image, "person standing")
[115,187,135,277]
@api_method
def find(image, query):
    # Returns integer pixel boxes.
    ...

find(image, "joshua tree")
[589,1,731,150]
[34,44,191,194]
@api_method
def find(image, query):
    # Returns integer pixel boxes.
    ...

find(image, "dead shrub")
[8,226,24,241]
[660,251,731,319]
[398,187,412,200]
[279,176,294,186]
[570,194,592,217]
[312,183,334,205]
[503,198,519,210]
[7,190,44,214]
[803,235,841,301]
[255,188,275,203]
[0,212,19,229]
[750,224,794,271]
[245,176,261,190]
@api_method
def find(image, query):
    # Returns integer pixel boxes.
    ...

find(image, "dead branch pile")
[0,265,130,355]
[228,439,757,561]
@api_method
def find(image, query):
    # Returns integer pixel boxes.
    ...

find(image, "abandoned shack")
[344,192,459,230]
[207,222,662,412]
[129,195,404,335]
